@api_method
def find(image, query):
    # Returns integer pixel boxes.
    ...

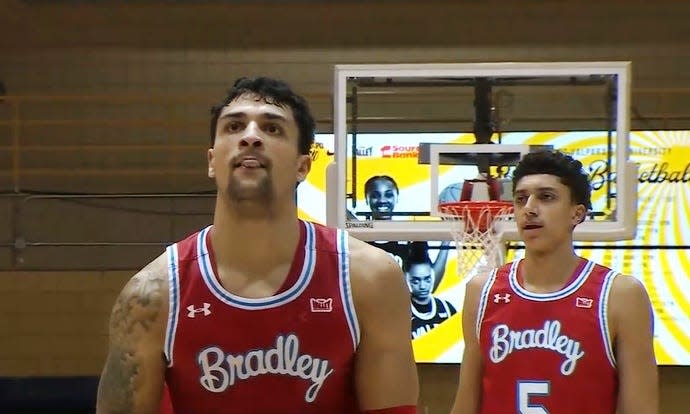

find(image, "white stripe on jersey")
[337,229,360,350]
[599,270,619,368]
[509,258,595,301]
[165,243,181,367]
[196,222,317,310]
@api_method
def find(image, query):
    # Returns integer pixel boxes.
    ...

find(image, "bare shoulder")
[466,270,492,294]
[608,273,652,318]
[461,270,493,320]
[609,273,651,307]
[606,274,658,414]
[347,236,407,305]
[110,252,170,338]
[119,253,168,305]
[349,237,410,314]
[607,273,654,340]
[463,269,493,306]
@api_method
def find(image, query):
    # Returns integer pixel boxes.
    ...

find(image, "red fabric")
[361,406,417,414]
[477,259,619,414]
[164,221,359,413]
[158,383,173,414]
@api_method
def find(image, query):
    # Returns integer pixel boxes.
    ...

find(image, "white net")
[439,201,514,279]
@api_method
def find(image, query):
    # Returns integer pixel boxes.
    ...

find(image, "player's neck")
[412,296,432,306]
[211,197,300,272]
[521,244,581,292]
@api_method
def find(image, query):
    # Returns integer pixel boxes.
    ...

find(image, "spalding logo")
[345,221,374,229]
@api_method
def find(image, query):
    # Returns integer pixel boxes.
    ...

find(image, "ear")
[572,204,587,225]
[295,154,312,183]
[207,148,215,179]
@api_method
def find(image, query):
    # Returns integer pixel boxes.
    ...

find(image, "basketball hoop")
[439,201,514,279]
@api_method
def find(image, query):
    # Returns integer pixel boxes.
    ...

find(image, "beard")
[226,171,275,217]
[225,150,276,208]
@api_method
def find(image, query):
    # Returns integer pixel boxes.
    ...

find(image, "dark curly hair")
[512,150,592,210]
[209,77,316,155]
[402,242,432,273]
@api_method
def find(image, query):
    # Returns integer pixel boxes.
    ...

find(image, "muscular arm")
[96,254,169,414]
[450,273,488,414]
[349,237,419,410]
[609,275,658,414]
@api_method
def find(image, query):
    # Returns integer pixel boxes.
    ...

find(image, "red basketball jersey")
[164,220,360,414]
[477,258,619,414]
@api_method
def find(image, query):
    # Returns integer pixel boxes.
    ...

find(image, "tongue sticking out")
[240,159,262,168]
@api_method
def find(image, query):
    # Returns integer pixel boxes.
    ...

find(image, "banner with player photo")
[297,130,690,365]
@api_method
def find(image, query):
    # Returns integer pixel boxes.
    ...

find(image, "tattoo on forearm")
[98,345,139,414]
[97,270,166,414]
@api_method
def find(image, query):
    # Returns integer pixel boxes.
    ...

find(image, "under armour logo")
[310,298,333,312]
[187,303,211,318]
[576,297,593,308]
[494,293,511,303]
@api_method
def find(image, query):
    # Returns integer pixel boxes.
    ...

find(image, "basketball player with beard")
[96,77,418,414]
[450,150,658,414]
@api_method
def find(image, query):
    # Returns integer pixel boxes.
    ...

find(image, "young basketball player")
[450,150,658,414]
[96,77,419,414]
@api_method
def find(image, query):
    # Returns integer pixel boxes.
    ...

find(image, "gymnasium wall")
[0,0,689,412]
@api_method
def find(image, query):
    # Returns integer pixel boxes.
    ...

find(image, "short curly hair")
[209,77,316,155]
[512,150,592,210]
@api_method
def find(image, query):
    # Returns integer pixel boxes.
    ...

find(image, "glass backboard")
[327,62,637,241]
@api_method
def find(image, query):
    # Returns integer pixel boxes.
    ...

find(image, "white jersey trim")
[164,243,180,367]
[411,297,438,320]
[599,270,619,368]
[475,269,499,340]
[509,258,595,301]
[196,221,317,310]
[337,229,360,350]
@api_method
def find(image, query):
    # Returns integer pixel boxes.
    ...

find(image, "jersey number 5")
[517,381,550,414]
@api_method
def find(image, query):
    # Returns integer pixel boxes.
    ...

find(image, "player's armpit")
[450,272,490,414]
[96,254,169,414]
[348,237,419,410]
[609,274,659,414]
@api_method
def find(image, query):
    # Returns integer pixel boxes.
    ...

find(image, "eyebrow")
[514,186,559,194]
[218,111,289,123]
